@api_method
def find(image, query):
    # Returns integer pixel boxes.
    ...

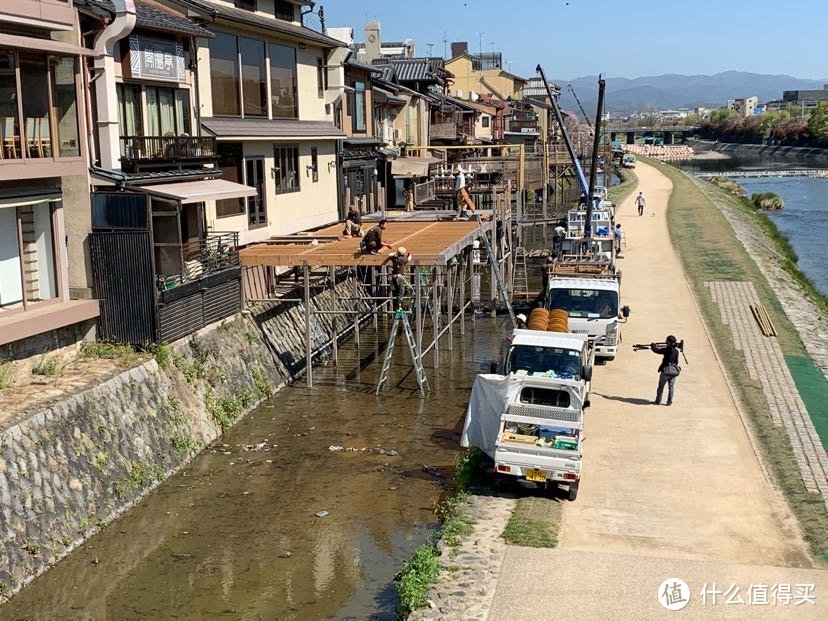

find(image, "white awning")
[0,193,61,209]
[135,179,258,204]
[390,157,441,178]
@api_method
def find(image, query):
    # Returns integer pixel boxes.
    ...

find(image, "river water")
[680,155,828,297]
[2,318,503,621]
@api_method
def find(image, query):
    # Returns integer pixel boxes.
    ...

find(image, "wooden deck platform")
[239,220,484,267]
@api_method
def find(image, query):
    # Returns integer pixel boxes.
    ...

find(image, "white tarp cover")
[461,374,522,458]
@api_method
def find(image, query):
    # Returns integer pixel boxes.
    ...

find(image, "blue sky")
[321,0,827,80]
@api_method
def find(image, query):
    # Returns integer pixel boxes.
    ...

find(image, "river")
[1,317,503,621]
[680,155,828,297]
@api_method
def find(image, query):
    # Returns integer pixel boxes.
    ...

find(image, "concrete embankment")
[0,277,369,599]
[692,139,828,163]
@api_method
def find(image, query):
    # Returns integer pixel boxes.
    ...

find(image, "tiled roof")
[345,57,383,74]
[201,117,345,139]
[373,59,438,84]
[78,0,214,38]
[190,0,346,48]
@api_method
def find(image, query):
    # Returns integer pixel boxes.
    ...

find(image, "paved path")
[487,161,827,619]
[707,280,828,503]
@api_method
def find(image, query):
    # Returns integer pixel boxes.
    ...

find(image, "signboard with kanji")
[129,36,185,82]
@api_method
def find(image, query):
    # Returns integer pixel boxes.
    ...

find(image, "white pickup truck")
[461,374,584,500]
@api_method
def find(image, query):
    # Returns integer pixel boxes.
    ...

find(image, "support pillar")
[330,265,338,367]
[303,262,312,388]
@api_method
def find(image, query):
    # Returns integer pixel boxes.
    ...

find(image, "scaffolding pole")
[303,262,312,388]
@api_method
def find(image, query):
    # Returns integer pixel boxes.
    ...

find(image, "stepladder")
[512,247,529,301]
[376,311,429,396]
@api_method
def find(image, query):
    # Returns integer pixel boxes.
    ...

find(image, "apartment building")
[0,0,99,355]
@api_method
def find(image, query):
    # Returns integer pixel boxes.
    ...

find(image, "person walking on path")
[614,223,623,255]
[651,335,681,406]
[635,192,646,216]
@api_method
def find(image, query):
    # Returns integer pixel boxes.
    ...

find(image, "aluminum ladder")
[512,247,529,301]
[375,310,429,396]
[476,215,517,328]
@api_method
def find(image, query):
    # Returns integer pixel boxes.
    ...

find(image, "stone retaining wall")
[0,277,370,599]
[693,140,828,163]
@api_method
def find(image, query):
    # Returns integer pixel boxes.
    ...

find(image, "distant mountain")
[552,71,828,117]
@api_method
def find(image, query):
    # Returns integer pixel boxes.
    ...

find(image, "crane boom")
[567,84,593,131]
[536,64,589,197]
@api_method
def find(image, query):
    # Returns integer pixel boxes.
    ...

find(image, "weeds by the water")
[0,361,13,390]
[395,542,441,617]
[32,356,60,377]
[650,158,828,562]
[502,496,560,548]
[80,342,136,366]
[149,343,171,370]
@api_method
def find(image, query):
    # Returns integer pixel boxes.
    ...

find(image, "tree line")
[697,103,828,147]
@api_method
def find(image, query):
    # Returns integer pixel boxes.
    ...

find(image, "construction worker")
[342,206,363,238]
[386,246,413,310]
[635,192,646,216]
[361,219,392,255]
[515,313,528,330]
[454,168,467,215]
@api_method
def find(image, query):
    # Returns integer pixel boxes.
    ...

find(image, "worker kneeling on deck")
[386,246,413,310]
[361,219,392,255]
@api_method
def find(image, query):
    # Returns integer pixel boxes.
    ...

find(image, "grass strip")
[647,157,828,562]
[608,166,639,206]
[394,449,484,619]
[502,496,560,548]
[786,355,828,451]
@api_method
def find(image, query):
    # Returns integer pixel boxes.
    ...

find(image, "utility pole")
[443,31,448,58]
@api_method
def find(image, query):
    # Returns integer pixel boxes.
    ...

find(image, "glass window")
[175,90,191,135]
[310,147,318,182]
[273,145,299,194]
[0,51,21,159]
[352,81,366,133]
[19,54,51,158]
[274,0,294,21]
[240,37,266,117]
[506,346,581,378]
[481,115,490,128]
[117,83,142,136]
[269,43,297,119]
[210,32,240,116]
[216,143,245,217]
[245,158,265,227]
[146,86,190,136]
[50,57,79,157]
[548,288,618,319]
[316,57,325,98]
[0,202,58,311]
[234,0,255,11]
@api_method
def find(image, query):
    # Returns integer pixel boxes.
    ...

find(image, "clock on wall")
[367,34,376,43]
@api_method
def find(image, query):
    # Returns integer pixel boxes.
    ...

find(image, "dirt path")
[488,161,827,619]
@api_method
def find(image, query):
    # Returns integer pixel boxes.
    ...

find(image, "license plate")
[525,468,547,483]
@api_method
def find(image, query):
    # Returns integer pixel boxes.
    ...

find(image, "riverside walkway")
[484,161,828,619]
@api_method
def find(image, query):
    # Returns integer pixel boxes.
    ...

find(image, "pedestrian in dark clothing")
[614,223,622,254]
[385,247,413,309]
[651,335,681,406]
[361,219,392,254]
[635,192,646,216]
[343,206,363,238]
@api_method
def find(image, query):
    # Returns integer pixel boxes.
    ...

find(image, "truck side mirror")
[621,305,631,318]
[581,364,593,382]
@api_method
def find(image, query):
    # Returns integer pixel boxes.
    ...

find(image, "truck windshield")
[548,288,618,319]
[507,345,582,378]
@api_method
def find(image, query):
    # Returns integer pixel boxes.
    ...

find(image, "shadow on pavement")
[595,393,653,406]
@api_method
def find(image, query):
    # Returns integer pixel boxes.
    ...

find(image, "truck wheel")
[568,483,579,501]
[544,481,559,498]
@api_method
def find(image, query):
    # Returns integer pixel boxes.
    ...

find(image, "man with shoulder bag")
[651,335,681,406]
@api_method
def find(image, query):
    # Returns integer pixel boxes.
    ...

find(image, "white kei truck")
[461,374,585,500]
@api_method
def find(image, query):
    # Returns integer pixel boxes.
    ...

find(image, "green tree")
[709,108,737,124]
[807,101,828,142]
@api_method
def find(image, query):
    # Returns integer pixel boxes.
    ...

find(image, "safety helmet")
[397,246,407,255]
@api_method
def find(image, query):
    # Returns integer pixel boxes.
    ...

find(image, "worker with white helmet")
[515,313,528,329]
[385,246,413,310]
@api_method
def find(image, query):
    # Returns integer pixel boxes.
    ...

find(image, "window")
[117,83,143,136]
[245,158,266,227]
[234,0,256,11]
[0,49,80,161]
[270,43,297,118]
[51,57,80,157]
[310,147,318,182]
[519,387,571,409]
[0,202,58,311]
[146,86,191,135]
[351,81,366,133]
[316,57,325,98]
[240,37,266,117]
[209,32,240,116]
[273,145,299,194]
[274,0,294,21]
[506,346,581,378]
[481,115,490,128]
[216,143,245,217]
[547,288,618,319]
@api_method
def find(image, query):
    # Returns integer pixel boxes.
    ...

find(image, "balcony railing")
[120,135,217,170]
[156,231,239,292]
[507,118,539,133]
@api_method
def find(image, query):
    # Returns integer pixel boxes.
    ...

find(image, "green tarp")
[785,355,828,451]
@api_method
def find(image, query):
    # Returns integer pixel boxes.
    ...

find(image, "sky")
[320,0,828,80]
